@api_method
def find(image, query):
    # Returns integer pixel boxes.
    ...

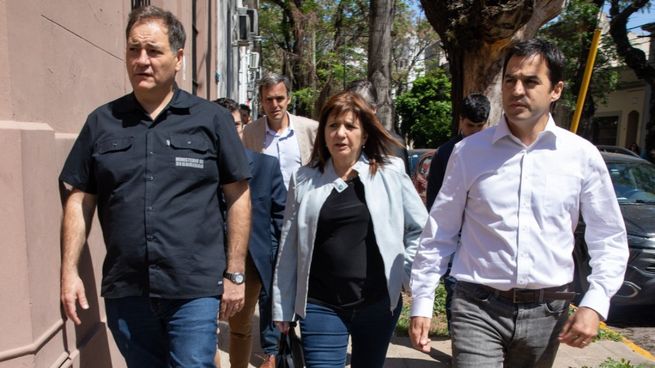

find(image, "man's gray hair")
[257,72,292,97]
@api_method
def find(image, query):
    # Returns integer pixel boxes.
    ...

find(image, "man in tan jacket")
[242,73,318,189]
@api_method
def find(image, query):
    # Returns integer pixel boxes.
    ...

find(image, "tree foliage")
[538,0,620,133]
[608,0,655,156]
[391,1,441,97]
[396,69,452,148]
[259,0,438,120]
[420,0,565,129]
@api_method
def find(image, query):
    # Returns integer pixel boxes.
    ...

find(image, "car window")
[607,161,655,204]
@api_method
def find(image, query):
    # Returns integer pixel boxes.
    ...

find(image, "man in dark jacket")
[425,93,490,210]
[215,98,287,368]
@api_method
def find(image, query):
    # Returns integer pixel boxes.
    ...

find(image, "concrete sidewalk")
[216,320,655,368]
[382,336,655,368]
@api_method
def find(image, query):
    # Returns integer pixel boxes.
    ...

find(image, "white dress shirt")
[263,114,302,188]
[410,115,628,320]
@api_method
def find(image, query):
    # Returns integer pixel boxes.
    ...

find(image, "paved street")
[608,305,655,357]
[216,313,655,367]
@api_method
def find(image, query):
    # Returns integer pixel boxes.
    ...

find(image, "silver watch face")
[226,272,245,284]
[233,273,245,284]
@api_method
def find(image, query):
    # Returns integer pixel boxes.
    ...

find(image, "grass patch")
[581,357,654,368]
[395,282,449,337]
[395,290,626,343]
[568,305,624,342]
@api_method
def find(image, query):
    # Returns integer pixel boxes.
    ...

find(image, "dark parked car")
[574,152,655,307]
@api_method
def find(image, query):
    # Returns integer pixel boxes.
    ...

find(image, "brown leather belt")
[461,281,577,304]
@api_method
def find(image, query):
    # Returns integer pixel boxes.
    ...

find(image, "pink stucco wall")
[0,1,218,366]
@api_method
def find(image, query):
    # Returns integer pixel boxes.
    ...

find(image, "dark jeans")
[299,297,402,368]
[444,274,457,331]
[450,282,569,368]
[258,286,280,355]
[106,296,220,368]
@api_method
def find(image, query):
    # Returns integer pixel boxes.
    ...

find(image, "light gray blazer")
[272,155,428,321]
[242,112,318,165]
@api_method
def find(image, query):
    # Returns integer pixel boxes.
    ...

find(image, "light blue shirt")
[272,155,428,321]
[263,116,302,189]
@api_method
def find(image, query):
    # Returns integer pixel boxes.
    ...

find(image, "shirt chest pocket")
[169,134,217,178]
[94,137,137,185]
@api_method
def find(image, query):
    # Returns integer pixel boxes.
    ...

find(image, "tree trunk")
[368,0,395,131]
[420,0,565,131]
[268,0,318,117]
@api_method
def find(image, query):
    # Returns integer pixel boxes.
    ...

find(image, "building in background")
[591,20,653,150]
[0,1,258,367]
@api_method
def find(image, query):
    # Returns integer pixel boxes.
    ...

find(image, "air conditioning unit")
[249,52,260,69]
[246,8,258,35]
[238,13,250,42]
[237,7,258,42]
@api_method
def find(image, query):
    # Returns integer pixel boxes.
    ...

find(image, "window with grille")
[131,0,150,9]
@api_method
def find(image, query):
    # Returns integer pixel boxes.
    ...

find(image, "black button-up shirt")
[60,88,250,299]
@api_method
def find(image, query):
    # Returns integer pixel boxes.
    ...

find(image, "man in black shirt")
[59,6,251,367]
[425,93,491,210]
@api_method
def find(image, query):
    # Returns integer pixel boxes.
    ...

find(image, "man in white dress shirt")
[409,39,629,367]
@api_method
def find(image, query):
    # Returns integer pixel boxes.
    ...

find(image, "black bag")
[276,323,305,368]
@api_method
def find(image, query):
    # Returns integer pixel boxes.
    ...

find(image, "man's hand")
[410,316,432,353]
[60,271,89,325]
[60,188,96,326]
[558,306,600,348]
[219,280,245,320]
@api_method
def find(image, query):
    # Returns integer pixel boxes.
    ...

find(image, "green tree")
[260,0,369,118]
[396,69,452,148]
[391,1,440,98]
[259,0,436,120]
[608,0,655,158]
[420,0,565,131]
[538,0,620,134]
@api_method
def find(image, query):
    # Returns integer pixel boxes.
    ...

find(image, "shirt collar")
[265,112,295,137]
[325,154,371,193]
[116,84,191,114]
[492,114,558,146]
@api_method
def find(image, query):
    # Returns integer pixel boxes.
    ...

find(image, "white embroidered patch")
[175,157,204,169]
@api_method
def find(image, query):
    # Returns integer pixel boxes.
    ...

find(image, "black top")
[59,88,251,299]
[426,135,463,210]
[307,177,387,310]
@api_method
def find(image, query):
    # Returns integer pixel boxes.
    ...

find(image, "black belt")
[460,281,577,304]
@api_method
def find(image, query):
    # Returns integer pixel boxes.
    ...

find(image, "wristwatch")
[223,271,245,285]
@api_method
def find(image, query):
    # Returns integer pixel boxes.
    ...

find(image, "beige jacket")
[242,112,319,165]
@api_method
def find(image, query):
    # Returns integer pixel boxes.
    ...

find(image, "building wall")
[595,69,649,149]
[0,1,220,367]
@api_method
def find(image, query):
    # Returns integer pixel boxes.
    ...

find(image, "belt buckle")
[512,289,520,303]
[511,289,536,303]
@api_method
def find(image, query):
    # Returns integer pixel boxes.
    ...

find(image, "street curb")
[599,321,655,362]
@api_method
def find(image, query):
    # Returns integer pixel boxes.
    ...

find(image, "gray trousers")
[450,281,569,368]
